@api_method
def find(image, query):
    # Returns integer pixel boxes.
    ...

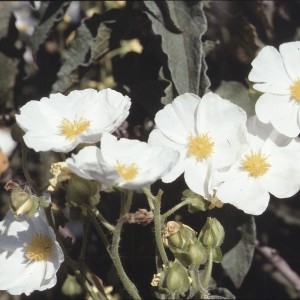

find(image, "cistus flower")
[215,116,300,215]
[0,209,64,295]
[15,88,131,152]
[66,132,179,190]
[148,92,249,199]
[248,41,300,137]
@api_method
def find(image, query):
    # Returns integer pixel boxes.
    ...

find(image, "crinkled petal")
[279,41,300,80]
[255,93,300,137]
[216,175,270,215]
[154,93,200,144]
[248,45,291,88]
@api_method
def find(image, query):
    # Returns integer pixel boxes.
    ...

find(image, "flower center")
[23,233,53,261]
[290,79,300,102]
[115,161,139,182]
[241,151,270,177]
[187,133,214,161]
[58,116,91,140]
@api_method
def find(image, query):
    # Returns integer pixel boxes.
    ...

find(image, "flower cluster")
[2,41,300,296]
[147,41,300,215]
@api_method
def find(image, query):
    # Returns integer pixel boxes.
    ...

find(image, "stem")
[92,207,115,232]
[79,223,89,261]
[44,207,104,300]
[88,208,111,251]
[202,247,214,295]
[143,188,168,266]
[20,140,37,192]
[161,198,193,221]
[110,190,141,300]
[190,267,207,299]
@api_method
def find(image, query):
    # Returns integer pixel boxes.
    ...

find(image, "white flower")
[0,127,17,156]
[66,132,179,190]
[15,88,131,152]
[148,92,249,199]
[248,41,300,137]
[0,209,64,295]
[215,116,300,215]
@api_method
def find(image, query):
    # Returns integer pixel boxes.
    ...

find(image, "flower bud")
[163,221,196,251]
[164,260,190,296]
[176,239,207,267]
[65,174,101,206]
[199,217,225,248]
[61,274,82,297]
[9,186,39,217]
[182,189,210,213]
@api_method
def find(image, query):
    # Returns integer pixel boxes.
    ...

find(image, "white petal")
[279,41,300,80]
[255,93,300,137]
[148,129,187,183]
[66,145,119,186]
[216,175,270,215]
[120,145,179,189]
[248,45,291,87]
[252,82,290,94]
[184,159,213,199]
[261,141,300,198]
[196,92,247,140]
[23,132,76,152]
[154,93,200,144]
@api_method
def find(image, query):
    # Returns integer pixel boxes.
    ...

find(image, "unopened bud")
[176,239,207,267]
[8,185,39,217]
[163,221,196,251]
[199,217,225,248]
[66,174,101,206]
[182,189,210,213]
[61,274,82,297]
[164,260,190,296]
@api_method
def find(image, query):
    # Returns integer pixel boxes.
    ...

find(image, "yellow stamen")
[241,151,270,177]
[290,79,300,102]
[187,133,214,161]
[58,116,91,140]
[115,161,138,182]
[23,233,53,261]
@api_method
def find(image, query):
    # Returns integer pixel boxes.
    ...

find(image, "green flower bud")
[10,186,39,217]
[182,189,210,213]
[61,274,82,297]
[176,239,207,267]
[164,260,190,296]
[163,221,196,252]
[199,217,225,248]
[212,246,223,263]
[65,174,101,206]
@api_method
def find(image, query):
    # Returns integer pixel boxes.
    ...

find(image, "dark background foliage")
[1,1,300,299]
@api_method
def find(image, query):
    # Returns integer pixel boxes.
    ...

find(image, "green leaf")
[52,21,93,93]
[29,2,71,55]
[221,216,256,288]
[0,53,18,108]
[90,22,112,63]
[0,2,12,39]
[143,1,210,98]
